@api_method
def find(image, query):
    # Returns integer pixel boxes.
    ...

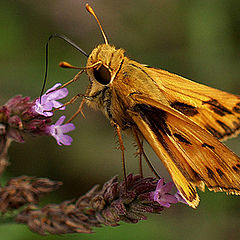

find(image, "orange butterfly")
[62,4,240,208]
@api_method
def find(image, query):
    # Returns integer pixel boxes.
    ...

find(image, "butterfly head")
[86,44,124,86]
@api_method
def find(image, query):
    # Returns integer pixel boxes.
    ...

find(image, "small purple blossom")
[48,116,75,146]
[33,83,68,117]
[150,178,178,208]
[0,96,51,147]
[174,190,187,205]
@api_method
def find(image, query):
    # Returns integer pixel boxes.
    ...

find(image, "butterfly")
[60,4,240,208]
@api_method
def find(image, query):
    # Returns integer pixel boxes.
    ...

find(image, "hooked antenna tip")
[59,61,74,68]
[86,3,93,14]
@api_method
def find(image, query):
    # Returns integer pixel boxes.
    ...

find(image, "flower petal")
[46,83,62,94]
[159,194,178,204]
[33,96,54,117]
[174,191,188,205]
[33,104,53,117]
[36,95,48,104]
[157,201,171,208]
[51,100,65,110]
[60,123,75,133]
[160,182,174,194]
[47,88,68,101]
[55,115,66,126]
[58,134,73,146]
[155,178,164,191]
[53,88,68,99]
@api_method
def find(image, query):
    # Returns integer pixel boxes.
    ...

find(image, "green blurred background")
[0,0,240,239]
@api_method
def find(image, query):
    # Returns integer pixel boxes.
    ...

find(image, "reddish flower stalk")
[16,174,181,235]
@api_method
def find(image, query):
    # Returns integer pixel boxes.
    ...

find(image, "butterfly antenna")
[86,3,109,44]
[40,34,89,100]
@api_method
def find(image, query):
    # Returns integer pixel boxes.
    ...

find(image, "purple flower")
[33,83,68,117]
[0,96,52,148]
[48,116,75,146]
[150,178,178,208]
[174,190,187,205]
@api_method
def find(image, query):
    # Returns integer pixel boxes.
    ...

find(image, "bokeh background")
[0,0,240,239]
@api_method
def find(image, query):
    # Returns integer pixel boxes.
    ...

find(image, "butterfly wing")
[147,67,240,141]
[128,95,240,208]
[110,59,240,207]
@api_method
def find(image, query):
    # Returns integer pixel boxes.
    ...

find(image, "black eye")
[93,65,111,85]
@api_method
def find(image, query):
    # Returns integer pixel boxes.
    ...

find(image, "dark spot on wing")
[233,103,240,113]
[192,169,202,181]
[205,125,223,139]
[216,120,233,136]
[236,164,240,168]
[174,133,192,144]
[202,143,215,150]
[233,121,240,128]
[188,184,198,201]
[206,118,240,140]
[135,104,171,136]
[208,185,240,193]
[232,166,239,172]
[170,101,199,116]
[216,168,224,178]
[203,99,232,116]
[206,167,214,179]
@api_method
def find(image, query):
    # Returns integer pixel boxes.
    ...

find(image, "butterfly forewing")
[147,67,240,141]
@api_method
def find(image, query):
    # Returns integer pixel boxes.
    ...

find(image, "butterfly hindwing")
[129,95,240,207]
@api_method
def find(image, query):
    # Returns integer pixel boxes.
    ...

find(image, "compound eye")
[93,65,111,85]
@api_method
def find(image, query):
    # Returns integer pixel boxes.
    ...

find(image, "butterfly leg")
[53,94,81,110]
[133,127,160,179]
[111,121,127,184]
[66,98,86,123]
[56,83,94,123]
[49,70,84,94]
[132,128,144,177]
[44,70,87,122]
[50,92,86,122]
